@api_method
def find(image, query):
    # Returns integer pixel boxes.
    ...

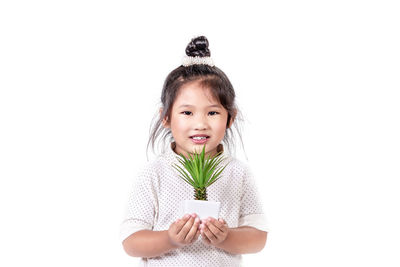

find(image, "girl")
[120,36,269,266]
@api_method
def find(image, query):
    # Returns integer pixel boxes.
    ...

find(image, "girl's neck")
[170,142,224,158]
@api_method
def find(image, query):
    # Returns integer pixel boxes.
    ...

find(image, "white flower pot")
[180,200,220,220]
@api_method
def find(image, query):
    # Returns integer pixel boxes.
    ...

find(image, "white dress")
[120,142,269,266]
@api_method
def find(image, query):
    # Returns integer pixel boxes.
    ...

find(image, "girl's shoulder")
[133,156,166,181]
[225,155,254,177]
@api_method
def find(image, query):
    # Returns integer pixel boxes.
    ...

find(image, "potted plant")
[172,144,229,220]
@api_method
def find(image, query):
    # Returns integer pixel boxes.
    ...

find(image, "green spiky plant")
[172,145,229,201]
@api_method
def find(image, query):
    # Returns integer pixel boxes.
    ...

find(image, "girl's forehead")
[175,83,220,105]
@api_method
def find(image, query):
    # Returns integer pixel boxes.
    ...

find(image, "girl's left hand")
[200,217,229,246]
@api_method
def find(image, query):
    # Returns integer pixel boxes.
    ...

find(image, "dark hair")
[146,36,245,160]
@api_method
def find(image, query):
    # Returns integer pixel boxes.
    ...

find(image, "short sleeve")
[238,165,270,232]
[119,164,159,243]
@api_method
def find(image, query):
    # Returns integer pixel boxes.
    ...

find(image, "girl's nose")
[194,115,209,130]
[194,122,207,130]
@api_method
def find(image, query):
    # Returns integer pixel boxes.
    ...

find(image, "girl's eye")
[181,111,219,116]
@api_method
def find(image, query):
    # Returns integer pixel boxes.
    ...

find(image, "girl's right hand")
[168,213,200,248]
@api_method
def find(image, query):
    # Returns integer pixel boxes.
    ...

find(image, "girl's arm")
[122,214,201,258]
[215,226,267,254]
[122,230,177,258]
[201,218,267,254]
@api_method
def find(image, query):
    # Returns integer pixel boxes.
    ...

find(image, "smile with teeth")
[192,136,208,140]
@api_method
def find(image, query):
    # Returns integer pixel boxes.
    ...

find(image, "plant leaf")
[172,144,230,192]
[172,164,196,187]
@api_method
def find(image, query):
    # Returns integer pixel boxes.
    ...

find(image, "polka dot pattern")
[120,142,268,266]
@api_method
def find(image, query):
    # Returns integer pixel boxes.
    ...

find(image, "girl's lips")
[190,134,210,138]
[190,137,209,144]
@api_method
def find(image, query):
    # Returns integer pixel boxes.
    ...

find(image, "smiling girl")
[120,36,269,266]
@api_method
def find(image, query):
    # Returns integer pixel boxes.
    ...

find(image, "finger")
[215,218,228,233]
[219,221,229,234]
[208,218,225,233]
[205,219,222,237]
[185,217,200,242]
[206,220,227,234]
[201,233,211,244]
[200,223,217,242]
[177,216,195,240]
[200,226,211,244]
[174,214,191,235]
[194,228,201,241]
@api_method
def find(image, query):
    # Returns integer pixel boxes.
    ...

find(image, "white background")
[1,0,399,266]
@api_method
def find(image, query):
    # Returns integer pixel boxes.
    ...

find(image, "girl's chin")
[187,144,207,153]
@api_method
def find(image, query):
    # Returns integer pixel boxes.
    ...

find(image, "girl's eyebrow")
[178,104,221,108]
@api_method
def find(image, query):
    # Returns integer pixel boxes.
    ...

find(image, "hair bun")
[185,36,211,57]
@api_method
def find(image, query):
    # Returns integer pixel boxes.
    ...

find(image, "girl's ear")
[227,109,237,129]
[160,108,170,128]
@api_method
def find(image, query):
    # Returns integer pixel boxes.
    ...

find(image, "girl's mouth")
[190,136,209,144]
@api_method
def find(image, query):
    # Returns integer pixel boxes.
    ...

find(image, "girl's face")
[162,81,232,158]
